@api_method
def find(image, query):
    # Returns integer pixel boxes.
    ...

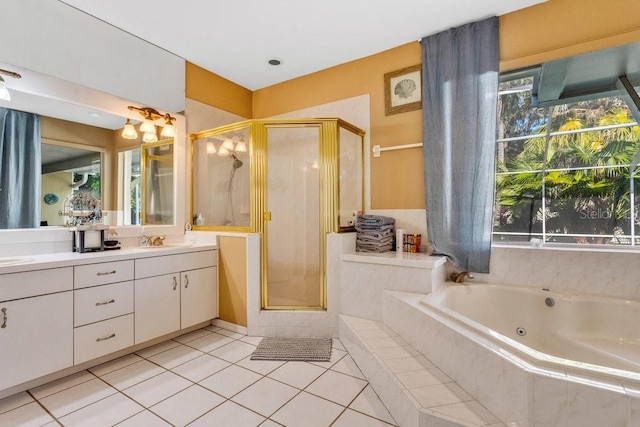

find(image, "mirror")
[142,140,174,225]
[0,60,179,230]
[41,142,102,227]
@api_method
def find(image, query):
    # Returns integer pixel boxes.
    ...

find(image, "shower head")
[230,153,243,169]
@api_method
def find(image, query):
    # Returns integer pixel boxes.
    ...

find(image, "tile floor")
[0,326,397,427]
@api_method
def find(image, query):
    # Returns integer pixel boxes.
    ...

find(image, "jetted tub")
[420,284,640,381]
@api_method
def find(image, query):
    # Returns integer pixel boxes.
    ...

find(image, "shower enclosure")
[190,119,364,310]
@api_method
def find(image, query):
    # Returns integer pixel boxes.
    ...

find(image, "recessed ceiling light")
[88,112,102,118]
[268,58,282,66]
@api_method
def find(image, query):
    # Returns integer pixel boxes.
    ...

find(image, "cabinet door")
[0,292,73,390]
[181,266,217,329]
[134,273,180,344]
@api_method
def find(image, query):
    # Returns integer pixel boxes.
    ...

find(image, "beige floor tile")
[123,371,191,407]
[58,392,143,427]
[268,362,326,390]
[100,359,165,390]
[147,344,204,369]
[171,354,230,382]
[271,391,344,427]
[189,400,265,427]
[150,384,225,426]
[199,365,262,398]
[305,370,367,406]
[39,378,117,418]
[232,377,299,417]
[0,402,54,427]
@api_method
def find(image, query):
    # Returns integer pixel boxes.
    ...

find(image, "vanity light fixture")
[122,119,138,139]
[160,114,176,138]
[0,68,22,101]
[122,105,176,142]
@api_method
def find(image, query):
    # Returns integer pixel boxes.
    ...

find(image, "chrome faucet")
[140,235,166,246]
[150,235,166,246]
[449,271,474,283]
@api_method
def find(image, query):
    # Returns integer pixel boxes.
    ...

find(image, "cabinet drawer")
[0,267,72,301]
[74,281,133,327]
[74,314,133,364]
[74,260,134,289]
[135,250,217,279]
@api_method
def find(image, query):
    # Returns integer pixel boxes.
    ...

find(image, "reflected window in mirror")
[142,139,174,225]
[116,148,141,225]
[41,142,102,227]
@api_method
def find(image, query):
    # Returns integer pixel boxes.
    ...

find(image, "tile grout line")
[6,327,397,426]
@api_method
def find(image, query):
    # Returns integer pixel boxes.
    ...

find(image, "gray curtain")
[421,17,499,273]
[0,108,41,229]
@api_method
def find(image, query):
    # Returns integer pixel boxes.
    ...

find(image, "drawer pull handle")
[1,308,6,328]
[184,274,189,289]
[97,270,116,276]
[95,299,115,306]
[96,333,116,342]
[172,276,178,291]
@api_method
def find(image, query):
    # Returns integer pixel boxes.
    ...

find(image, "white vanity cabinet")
[73,261,135,364]
[0,268,74,391]
[134,250,218,345]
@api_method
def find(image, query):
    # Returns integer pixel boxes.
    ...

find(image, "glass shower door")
[265,126,321,308]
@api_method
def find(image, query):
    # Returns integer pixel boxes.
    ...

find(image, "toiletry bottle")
[195,213,204,226]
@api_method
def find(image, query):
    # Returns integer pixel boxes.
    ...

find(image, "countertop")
[0,244,218,275]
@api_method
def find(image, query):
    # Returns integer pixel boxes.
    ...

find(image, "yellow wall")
[218,236,248,326]
[500,0,640,72]
[249,0,640,209]
[186,62,253,119]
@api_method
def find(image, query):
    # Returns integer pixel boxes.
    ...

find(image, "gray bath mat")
[250,337,332,362]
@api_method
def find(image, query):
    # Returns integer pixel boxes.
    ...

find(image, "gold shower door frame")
[189,118,365,311]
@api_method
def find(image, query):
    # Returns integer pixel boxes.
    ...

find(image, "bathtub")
[420,283,640,382]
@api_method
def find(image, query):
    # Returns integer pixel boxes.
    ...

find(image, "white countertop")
[0,244,218,275]
[341,251,446,269]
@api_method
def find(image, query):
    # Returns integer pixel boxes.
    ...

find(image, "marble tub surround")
[339,314,502,426]
[383,290,639,426]
[340,244,446,321]
[489,245,640,301]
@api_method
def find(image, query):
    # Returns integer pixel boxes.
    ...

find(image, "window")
[494,76,640,245]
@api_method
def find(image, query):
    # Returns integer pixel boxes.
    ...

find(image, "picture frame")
[384,64,422,116]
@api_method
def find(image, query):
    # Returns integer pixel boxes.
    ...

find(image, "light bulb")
[122,119,138,139]
[222,139,235,150]
[139,118,156,133]
[160,123,175,138]
[235,141,247,152]
[218,146,230,156]
[142,131,158,143]
[206,141,216,154]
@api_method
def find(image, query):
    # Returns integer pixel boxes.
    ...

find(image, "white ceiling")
[59,0,545,91]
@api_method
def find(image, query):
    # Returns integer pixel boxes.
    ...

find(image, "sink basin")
[139,243,193,249]
[0,257,34,266]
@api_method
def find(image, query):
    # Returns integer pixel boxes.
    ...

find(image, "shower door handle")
[264,211,272,221]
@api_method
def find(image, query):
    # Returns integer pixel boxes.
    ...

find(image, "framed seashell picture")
[384,64,422,115]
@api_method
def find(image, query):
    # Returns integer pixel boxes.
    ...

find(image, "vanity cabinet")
[73,260,135,364]
[0,245,218,396]
[134,250,218,344]
[0,268,73,391]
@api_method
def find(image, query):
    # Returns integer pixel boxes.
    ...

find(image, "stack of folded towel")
[355,214,395,253]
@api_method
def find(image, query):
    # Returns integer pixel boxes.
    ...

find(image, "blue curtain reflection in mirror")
[0,107,41,228]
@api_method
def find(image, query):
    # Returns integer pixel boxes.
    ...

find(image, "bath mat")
[250,337,332,362]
